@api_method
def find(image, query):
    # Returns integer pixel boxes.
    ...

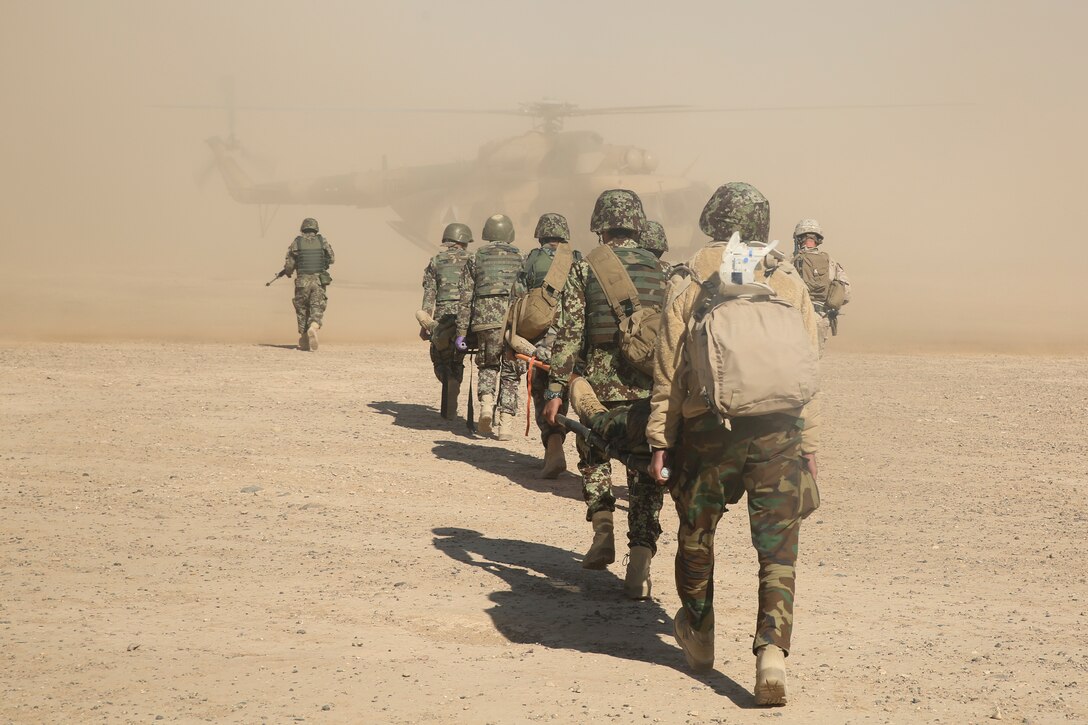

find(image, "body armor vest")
[433,247,468,303]
[473,242,521,297]
[794,250,832,303]
[585,246,665,344]
[295,234,328,275]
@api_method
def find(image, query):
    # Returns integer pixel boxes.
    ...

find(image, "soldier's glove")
[534,345,550,362]
[454,335,468,352]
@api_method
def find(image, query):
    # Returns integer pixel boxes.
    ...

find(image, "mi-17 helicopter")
[205,100,713,254]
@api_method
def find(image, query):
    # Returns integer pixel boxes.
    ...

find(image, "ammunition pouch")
[825,279,847,311]
[318,271,332,286]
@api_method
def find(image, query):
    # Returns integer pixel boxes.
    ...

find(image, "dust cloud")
[2,1,1086,351]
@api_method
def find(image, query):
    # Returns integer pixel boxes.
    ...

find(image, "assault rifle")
[554,414,669,481]
[265,269,288,286]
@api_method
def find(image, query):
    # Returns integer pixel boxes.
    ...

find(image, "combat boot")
[569,376,606,424]
[754,644,788,706]
[298,333,310,352]
[477,394,494,434]
[673,607,714,672]
[494,410,513,441]
[539,434,566,479]
[623,545,653,600]
[306,321,319,351]
[582,511,615,569]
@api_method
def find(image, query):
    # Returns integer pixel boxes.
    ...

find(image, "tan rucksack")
[507,244,574,342]
[684,250,819,418]
[584,246,662,376]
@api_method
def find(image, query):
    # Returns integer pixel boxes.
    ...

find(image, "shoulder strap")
[586,245,642,318]
[541,244,574,292]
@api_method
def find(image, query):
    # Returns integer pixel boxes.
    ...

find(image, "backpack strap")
[541,243,574,294]
[585,245,642,319]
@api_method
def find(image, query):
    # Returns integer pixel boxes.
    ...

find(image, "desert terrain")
[1,340,1085,724]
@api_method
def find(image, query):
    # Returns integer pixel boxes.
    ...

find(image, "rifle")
[265,270,288,286]
[555,413,669,481]
[827,308,839,336]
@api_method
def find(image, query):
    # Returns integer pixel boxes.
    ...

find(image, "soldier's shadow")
[431,527,751,705]
[431,439,583,500]
[368,400,474,438]
[256,343,303,350]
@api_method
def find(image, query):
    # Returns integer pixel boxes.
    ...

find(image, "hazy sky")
[2,0,1086,348]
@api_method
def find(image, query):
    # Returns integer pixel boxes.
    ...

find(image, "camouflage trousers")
[530,362,566,447]
[472,327,522,416]
[293,275,328,335]
[429,314,465,385]
[579,398,662,553]
[670,411,812,654]
[816,314,831,358]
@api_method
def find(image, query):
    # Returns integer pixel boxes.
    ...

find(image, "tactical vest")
[794,250,832,303]
[585,246,665,344]
[473,242,521,297]
[523,248,555,290]
[433,247,468,303]
[295,234,328,275]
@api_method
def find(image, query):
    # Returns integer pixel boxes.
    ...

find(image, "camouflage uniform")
[283,224,335,336]
[791,219,851,357]
[548,236,669,552]
[647,182,818,656]
[421,242,470,386]
[522,240,583,446]
[456,239,524,417]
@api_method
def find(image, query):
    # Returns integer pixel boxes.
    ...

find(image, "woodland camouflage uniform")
[647,184,820,698]
[548,191,669,554]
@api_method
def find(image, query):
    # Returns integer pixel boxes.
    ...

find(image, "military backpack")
[794,250,846,312]
[683,244,819,419]
[506,244,575,342]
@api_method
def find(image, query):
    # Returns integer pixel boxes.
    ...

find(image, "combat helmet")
[441,222,473,245]
[640,220,668,257]
[590,189,645,234]
[481,214,515,244]
[300,217,320,233]
[699,182,770,242]
[793,218,824,244]
[534,212,570,241]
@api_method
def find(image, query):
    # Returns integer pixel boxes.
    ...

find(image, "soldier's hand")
[534,345,550,362]
[454,335,468,352]
[542,397,562,426]
[650,449,670,486]
[418,327,430,342]
[802,452,818,481]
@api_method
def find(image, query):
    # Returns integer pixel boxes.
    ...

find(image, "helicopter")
[204,100,714,254]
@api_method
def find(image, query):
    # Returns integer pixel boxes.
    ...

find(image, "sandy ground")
[1,342,1086,724]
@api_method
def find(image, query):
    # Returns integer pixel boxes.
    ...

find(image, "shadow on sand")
[432,527,753,706]
[431,439,587,501]
[256,343,303,350]
[368,400,475,438]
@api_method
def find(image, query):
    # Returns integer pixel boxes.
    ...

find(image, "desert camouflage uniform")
[548,238,668,552]
[647,182,819,655]
[283,232,335,335]
[522,244,583,446]
[422,243,469,385]
[792,248,851,357]
[456,244,524,416]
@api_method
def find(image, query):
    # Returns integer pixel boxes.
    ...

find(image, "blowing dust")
[2,2,1086,352]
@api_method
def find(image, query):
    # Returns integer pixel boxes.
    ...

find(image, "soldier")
[791,219,851,356]
[454,214,524,440]
[418,223,474,419]
[639,220,671,271]
[647,182,820,706]
[519,213,583,478]
[280,217,334,351]
[542,189,668,600]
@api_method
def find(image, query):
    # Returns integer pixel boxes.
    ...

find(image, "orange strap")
[516,353,551,436]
